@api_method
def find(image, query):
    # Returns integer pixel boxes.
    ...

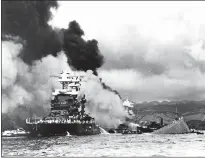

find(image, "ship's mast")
[176,106,178,119]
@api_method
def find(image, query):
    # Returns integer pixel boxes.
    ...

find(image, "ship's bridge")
[58,70,85,83]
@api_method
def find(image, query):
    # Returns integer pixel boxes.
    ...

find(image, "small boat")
[196,131,204,135]
[2,128,29,137]
[2,130,15,137]
[190,129,204,135]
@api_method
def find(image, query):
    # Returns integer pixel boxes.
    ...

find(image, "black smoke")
[100,79,122,99]
[63,21,104,74]
[2,0,122,130]
[2,0,61,63]
[2,1,104,72]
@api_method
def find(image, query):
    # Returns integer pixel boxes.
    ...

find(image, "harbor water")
[2,133,205,157]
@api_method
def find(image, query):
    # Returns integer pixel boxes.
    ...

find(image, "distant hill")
[187,120,205,130]
[133,100,205,114]
[130,100,205,125]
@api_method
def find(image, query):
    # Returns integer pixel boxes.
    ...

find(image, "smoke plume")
[2,1,104,72]
[63,21,104,74]
[78,70,127,128]
[2,1,61,63]
[2,39,70,129]
[2,0,124,130]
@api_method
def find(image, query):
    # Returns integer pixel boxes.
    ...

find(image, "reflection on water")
[2,133,205,157]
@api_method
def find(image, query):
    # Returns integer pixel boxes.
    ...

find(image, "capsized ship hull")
[152,118,190,134]
[26,123,100,136]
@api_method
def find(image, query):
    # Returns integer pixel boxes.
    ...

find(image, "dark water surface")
[2,133,205,157]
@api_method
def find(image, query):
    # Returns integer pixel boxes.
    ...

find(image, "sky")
[49,1,205,102]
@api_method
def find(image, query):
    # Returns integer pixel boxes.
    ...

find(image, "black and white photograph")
[1,0,205,157]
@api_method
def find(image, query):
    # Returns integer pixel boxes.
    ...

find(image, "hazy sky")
[49,1,205,102]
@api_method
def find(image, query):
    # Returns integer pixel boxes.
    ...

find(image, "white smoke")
[78,70,128,128]
[2,37,128,129]
[2,39,70,113]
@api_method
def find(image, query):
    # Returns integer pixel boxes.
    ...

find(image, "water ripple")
[2,134,205,157]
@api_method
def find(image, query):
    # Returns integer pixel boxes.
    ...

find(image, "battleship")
[25,70,100,136]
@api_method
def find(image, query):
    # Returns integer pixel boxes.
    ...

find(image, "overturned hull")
[26,123,100,136]
[152,118,190,134]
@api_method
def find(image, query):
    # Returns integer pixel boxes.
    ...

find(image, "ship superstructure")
[25,70,100,136]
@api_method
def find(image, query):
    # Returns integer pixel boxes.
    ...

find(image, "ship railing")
[26,118,96,124]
